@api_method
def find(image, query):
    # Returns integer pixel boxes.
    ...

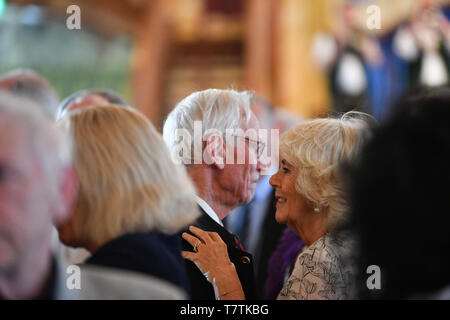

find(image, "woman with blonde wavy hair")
[57,105,200,294]
[182,112,372,300]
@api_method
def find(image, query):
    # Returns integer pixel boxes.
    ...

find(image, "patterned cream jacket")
[277,233,355,300]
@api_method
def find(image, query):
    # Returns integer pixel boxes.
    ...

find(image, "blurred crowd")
[313,0,450,119]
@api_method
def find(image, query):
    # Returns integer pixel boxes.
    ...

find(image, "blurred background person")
[348,88,450,299]
[57,105,200,295]
[312,0,450,120]
[0,92,74,299]
[182,113,372,300]
[56,88,130,120]
[394,0,450,89]
[0,68,60,117]
[311,0,375,115]
[0,68,85,266]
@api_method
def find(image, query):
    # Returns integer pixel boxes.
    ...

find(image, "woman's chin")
[274,211,286,225]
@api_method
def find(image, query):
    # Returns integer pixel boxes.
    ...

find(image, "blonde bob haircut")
[279,112,372,231]
[59,105,200,249]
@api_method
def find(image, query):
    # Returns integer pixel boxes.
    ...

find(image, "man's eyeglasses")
[230,134,266,158]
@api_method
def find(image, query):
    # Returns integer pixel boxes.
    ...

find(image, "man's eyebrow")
[281,159,286,166]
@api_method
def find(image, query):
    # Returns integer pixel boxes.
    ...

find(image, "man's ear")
[53,167,78,227]
[205,133,225,170]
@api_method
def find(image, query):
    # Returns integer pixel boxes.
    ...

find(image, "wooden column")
[243,0,274,101]
[131,0,171,126]
[273,0,331,118]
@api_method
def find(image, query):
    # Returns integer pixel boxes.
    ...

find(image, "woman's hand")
[182,225,245,300]
[182,226,234,282]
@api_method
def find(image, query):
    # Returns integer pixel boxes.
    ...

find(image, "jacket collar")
[194,195,224,227]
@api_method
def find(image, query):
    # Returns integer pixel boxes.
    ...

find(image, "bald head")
[0,69,60,118]
[56,89,130,120]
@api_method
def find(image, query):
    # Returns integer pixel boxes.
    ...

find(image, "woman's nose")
[269,170,280,188]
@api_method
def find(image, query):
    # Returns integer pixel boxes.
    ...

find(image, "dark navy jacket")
[85,232,189,294]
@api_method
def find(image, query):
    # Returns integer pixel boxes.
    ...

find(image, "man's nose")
[256,153,270,173]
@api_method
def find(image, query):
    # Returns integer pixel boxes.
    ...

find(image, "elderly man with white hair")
[163,88,265,300]
[0,92,186,300]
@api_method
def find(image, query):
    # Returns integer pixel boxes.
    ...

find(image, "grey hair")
[0,92,72,201]
[0,69,60,118]
[162,88,254,164]
[56,88,130,120]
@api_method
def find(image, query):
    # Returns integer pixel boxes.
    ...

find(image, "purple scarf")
[264,228,305,300]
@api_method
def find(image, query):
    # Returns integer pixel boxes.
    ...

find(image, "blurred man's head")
[250,94,275,131]
[273,107,303,134]
[0,93,76,299]
[0,69,60,118]
[56,89,130,120]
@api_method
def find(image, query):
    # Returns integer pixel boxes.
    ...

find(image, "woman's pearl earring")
[314,207,320,213]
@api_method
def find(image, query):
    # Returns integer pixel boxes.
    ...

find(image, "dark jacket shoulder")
[86,232,189,293]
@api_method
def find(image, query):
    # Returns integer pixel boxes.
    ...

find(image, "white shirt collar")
[194,195,224,227]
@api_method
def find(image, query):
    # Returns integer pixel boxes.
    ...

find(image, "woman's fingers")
[182,232,203,249]
[208,231,223,243]
[181,250,196,261]
[189,225,213,244]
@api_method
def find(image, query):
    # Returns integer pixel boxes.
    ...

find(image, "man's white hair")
[163,88,254,164]
[0,92,72,200]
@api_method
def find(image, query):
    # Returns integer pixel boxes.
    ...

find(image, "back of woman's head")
[279,112,372,230]
[60,105,199,249]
